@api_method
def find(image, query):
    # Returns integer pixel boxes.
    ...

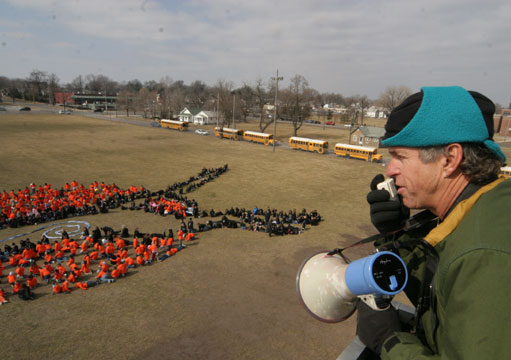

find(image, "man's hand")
[367,174,410,234]
[356,300,402,355]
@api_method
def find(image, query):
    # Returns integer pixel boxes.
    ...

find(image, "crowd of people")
[0,163,323,304]
[0,225,187,304]
[0,181,147,229]
[0,165,229,230]
[191,207,322,236]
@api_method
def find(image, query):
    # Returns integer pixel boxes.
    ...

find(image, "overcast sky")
[1,0,510,105]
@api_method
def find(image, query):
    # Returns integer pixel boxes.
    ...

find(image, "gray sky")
[1,0,510,105]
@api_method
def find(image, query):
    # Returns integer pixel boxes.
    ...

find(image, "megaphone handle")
[359,294,392,311]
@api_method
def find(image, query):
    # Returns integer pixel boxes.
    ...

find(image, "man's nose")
[386,160,398,178]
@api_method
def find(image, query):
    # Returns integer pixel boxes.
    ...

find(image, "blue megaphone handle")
[344,251,408,296]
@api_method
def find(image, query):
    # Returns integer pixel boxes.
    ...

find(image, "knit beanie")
[381,86,506,162]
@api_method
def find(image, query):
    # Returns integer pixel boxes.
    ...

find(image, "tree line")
[0,70,417,133]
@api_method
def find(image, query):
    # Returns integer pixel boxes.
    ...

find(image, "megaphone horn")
[296,250,408,323]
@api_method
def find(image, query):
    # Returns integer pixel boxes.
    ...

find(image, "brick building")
[493,109,511,137]
[54,91,73,105]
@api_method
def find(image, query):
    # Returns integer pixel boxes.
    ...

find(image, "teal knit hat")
[381,86,506,162]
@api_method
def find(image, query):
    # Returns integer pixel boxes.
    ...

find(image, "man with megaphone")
[297,86,511,359]
[354,86,511,359]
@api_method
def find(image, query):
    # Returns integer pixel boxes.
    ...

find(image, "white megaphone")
[296,250,408,323]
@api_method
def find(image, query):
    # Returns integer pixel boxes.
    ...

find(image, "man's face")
[386,147,444,210]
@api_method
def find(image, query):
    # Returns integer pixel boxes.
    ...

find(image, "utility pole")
[232,92,236,128]
[216,92,219,127]
[271,69,283,152]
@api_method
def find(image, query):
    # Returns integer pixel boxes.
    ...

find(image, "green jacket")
[381,178,511,359]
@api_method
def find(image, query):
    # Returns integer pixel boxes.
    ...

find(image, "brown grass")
[1,112,508,360]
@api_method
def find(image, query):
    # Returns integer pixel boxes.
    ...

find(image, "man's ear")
[443,143,464,177]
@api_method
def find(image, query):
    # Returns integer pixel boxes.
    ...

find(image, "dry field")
[1,110,502,360]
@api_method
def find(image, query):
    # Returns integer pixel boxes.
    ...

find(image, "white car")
[195,129,209,135]
[58,109,73,114]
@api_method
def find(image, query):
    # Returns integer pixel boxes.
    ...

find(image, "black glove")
[367,174,410,234]
[356,300,402,355]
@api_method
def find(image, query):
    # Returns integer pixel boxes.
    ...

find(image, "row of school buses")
[160,119,381,162]
[211,126,382,162]
[161,120,511,173]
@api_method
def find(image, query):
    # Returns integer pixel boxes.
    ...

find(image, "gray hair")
[419,143,504,185]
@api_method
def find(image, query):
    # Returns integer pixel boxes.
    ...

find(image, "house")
[178,107,201,122]
[349,125,386,147]
[194,110,218,125]
[365,106,386,118]
[178,107,218,125]
[494,109,511,137]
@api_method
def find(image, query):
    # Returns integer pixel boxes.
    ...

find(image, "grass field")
[1,111,506,359]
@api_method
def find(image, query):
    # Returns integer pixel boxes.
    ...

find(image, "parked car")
[93,108,103,113]
[19,107,31,111]
[58,109,73,114]
[195,129,209,136]
[325,121,335,125]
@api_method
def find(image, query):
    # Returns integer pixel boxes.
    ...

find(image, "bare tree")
[358,95,371,124]
[84,74,118,94]
[26,69,48,102]
[156,76,173,119]
[212,80,234,127]
[47,73,59,105]
[322,92,345,107]
[281,74,312,136]
[377,85,412,114]
[6,78,24,102]
[237,83,254,122]
[344,96,361,125]
[252,78,272,132]
[117,89,136,116]
[187,80,209,108]
[137,87,157,118]
[125,79,143,92]
[0,76,8,103]
[69,75,85,93]
[169,85,186,117]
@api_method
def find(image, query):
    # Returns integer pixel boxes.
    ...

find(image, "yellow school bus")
[334,143,382,162]
[161,119,188,131]
[242,131,275,146]
[500,166,511,179]
[288,137,329,154]
[214,127,244,140]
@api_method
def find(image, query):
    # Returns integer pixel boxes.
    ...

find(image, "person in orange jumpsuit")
[39,267,51,282]
[117,261,127,277]
[75,281,88,290]
[7,272,16,287]
[52,281,62,295]
[15,265,25,278]
[66,271,76,283]
[29,261,41,276]
[125,256,136,268]
[26,274,37,290]
[136,255,145,266]
[111,268,121,279]
[12,280,23,294]
[90,250,99,261]
[61,279,71,293]
[80,261,91,275]
[44,251,53,264]
[0,287,8,304]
